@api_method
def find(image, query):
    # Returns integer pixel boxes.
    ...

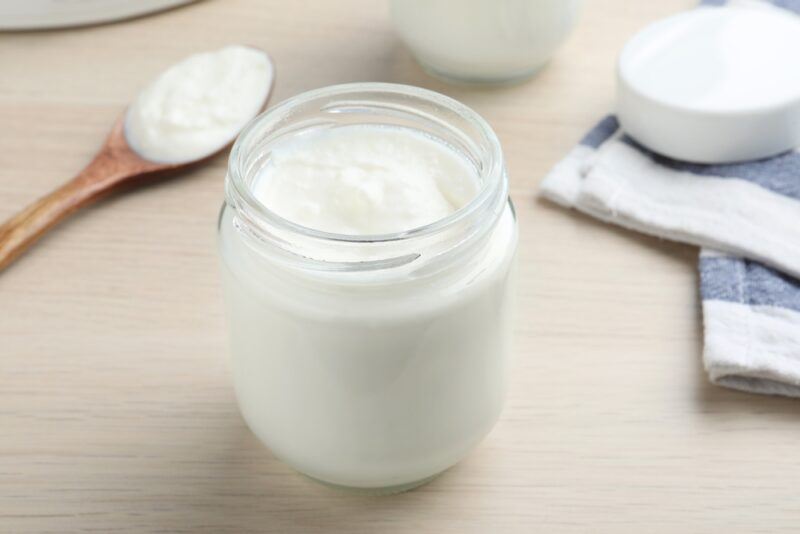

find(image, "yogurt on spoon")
[0,45,274,271]
[126,45,275,163]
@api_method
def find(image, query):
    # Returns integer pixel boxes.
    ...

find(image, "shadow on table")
[140,413,466,534]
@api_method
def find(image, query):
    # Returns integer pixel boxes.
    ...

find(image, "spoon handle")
[0,157,120,272]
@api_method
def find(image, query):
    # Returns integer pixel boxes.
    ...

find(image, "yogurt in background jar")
[391,0,583,83]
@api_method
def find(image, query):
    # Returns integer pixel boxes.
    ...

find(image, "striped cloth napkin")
[541,0,800,398]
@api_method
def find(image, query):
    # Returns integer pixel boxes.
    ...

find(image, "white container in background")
[391,0,583,83]
[0,0,196,30]
[616,4,800,163]
[218,84,518,493]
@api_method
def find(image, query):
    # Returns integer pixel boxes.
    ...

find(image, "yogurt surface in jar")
[252,125,479,235]
[219,83,517,492]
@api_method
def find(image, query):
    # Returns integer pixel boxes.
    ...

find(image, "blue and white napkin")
[540,0,800,398]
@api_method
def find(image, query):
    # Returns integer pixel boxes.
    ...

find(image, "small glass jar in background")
[390,0,583,83]
[218,83,518,493]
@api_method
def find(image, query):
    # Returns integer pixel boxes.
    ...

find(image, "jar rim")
[226,82,505,245]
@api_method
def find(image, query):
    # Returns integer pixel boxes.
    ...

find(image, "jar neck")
[224,83,508,276]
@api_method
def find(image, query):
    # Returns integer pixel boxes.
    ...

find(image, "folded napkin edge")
[703,299,800,398]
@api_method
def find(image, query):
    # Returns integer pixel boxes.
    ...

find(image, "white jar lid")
[616,4,800,163]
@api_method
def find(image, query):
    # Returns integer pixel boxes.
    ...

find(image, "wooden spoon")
[0,47,274,273]
[0,118,179,271]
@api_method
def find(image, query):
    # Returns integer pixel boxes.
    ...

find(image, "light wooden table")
[2,1,798,532]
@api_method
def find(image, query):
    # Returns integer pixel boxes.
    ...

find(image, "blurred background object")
[390,0,583,84]
[616,3,800,163]
[0,0,197,30]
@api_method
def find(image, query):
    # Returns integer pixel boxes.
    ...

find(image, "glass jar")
[391,0,583,83]
[218,83,517,493]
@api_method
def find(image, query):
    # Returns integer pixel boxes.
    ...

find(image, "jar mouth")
[224,83,508,271]
[228,83,504,242]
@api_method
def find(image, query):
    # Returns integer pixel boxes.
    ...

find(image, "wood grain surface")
[1,1,798,532]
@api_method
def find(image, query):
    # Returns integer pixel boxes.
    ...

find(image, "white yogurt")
[253,125,479,235]
[391,0,583,82]
[219,84,517,491]
[126,45,273,163]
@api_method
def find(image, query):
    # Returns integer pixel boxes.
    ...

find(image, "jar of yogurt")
[391,0,583,83]
[218,83,517,492]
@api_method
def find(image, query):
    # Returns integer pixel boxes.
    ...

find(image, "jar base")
[303,472,443,495]
[417,60,547,86]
